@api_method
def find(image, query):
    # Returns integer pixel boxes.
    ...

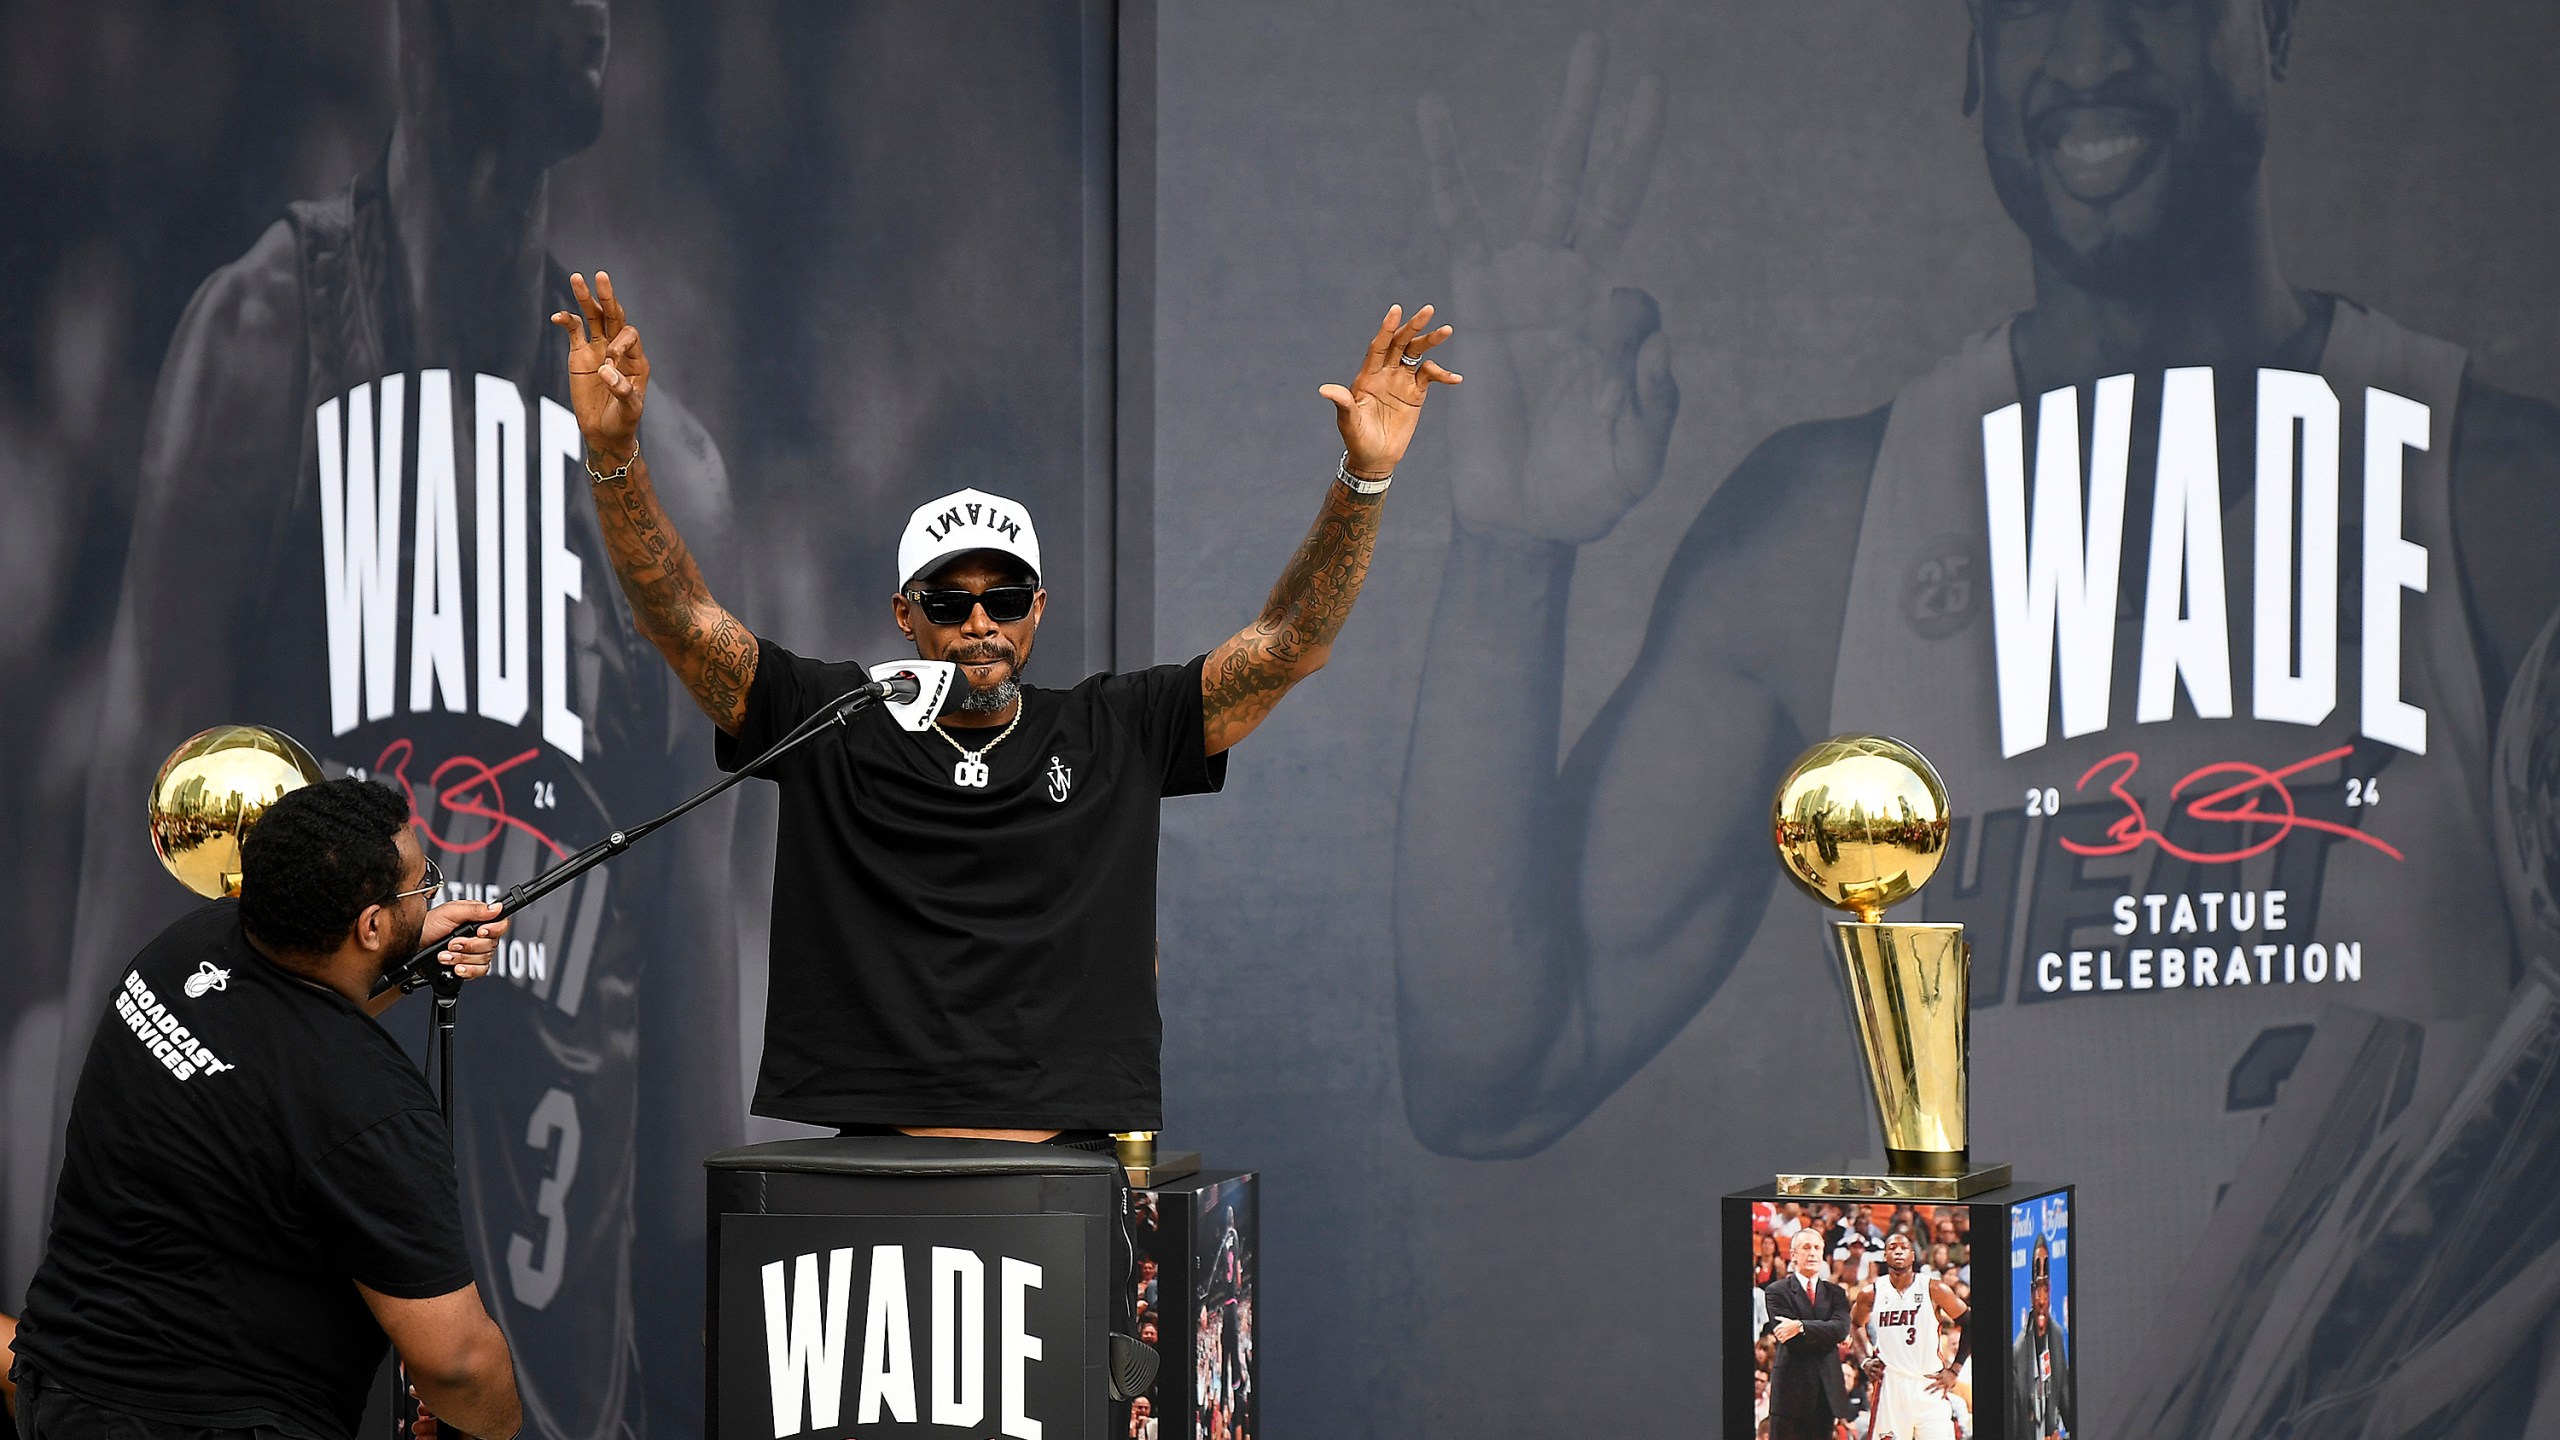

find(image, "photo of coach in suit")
[1759,1231,1852,1440]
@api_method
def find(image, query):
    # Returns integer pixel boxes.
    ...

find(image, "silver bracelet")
[1335,451,1392,496]
[585,441,639,486]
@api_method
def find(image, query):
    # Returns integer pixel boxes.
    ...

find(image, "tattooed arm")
[553,271,759,735]
[1200,303,1462,754]
[1202,483,1387,754]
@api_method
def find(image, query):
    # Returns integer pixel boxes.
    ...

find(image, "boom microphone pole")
[372,663,938,1440]
[374,665,931,1003]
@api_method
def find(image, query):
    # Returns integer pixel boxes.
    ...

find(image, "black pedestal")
[1725,1181,2076,1440]
[1127,1170,1257,1440]
[706,1137,1119,1440]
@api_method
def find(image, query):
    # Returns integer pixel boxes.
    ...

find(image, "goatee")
[953,677,1020,714]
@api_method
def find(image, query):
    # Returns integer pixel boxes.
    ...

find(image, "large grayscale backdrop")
[7,2,2560,1438]
[1144,2,2560,1437]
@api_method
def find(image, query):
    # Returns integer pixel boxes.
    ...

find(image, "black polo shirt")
[718,639,1227,1130]
[13,901,474,1440]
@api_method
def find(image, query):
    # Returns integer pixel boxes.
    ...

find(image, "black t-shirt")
[717,639,1227,1129]
[15,901,475,1440]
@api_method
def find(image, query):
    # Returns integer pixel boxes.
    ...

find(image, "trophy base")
[1124,1149,1200,1186]
[1772,1159,2013,1199]
[1726,1179,2075,1439]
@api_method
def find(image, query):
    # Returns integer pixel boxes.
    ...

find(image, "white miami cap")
[898,487,1042,588]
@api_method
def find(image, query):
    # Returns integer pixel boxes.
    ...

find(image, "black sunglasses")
[904,585,1037,626]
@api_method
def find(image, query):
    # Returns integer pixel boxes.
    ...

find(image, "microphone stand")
[374,670,919,1439]
[375,673,915,1006]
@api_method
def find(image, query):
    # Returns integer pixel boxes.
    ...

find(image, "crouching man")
[11,779,521,1440]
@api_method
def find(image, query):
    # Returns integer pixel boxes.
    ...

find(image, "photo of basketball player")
[1397,9,2560,1431]
[1743,1206,1974,1440]
[1857,1231,1970,1440]
[2009,1194,2073,1439]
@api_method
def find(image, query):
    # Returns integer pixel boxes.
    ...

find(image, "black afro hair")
[237,777,411,956]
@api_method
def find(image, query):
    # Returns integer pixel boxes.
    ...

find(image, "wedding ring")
[1399,354,1422,367]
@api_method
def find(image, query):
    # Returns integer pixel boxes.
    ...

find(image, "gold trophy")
[148,724,323,897]
[1769,734,2008,1200]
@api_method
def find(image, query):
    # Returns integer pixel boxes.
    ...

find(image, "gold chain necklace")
[930,701,1023,788]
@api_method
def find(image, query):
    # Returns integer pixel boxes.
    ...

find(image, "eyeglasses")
[390,855,444,905]
[904,585,1037,626]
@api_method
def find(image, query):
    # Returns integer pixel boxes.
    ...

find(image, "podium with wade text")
[706,1137,1116,1440]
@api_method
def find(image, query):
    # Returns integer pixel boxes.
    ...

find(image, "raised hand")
[550,271,647,461]
[1417,34,1676,542]
[1321,304,1463,478]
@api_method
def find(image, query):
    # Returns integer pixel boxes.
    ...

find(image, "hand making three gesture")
[551,271,647,464]
[1416,33,1676,541]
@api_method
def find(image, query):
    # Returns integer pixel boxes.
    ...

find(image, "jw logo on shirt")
[1045,756,1073,804]
[313,373,591,759]
[760,1244,1051,1440]
[1983,369,2432,759]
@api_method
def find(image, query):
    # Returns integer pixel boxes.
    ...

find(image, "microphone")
[826,669,920,722]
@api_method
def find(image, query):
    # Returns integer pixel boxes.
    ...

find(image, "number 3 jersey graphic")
[510,1088,583,1310]
[330,716,645,1440]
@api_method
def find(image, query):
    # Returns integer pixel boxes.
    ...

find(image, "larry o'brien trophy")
[148,724,323,897]
[1735,740,2069,1438]
[1770,734,2008,1200]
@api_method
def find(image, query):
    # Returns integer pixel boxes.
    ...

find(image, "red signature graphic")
[375,738,570,861]
[2058,744,2404,865]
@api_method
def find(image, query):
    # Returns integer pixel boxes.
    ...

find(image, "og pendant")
[953,756,991,788]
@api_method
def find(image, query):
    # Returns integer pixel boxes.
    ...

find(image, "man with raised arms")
[1397,10,2560,1433]
[17,780,519,1440]
[551,270,1458,1391]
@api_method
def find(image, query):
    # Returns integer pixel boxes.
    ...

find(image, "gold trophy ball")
[149,725,325,898]
[1771,734,1953,925]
